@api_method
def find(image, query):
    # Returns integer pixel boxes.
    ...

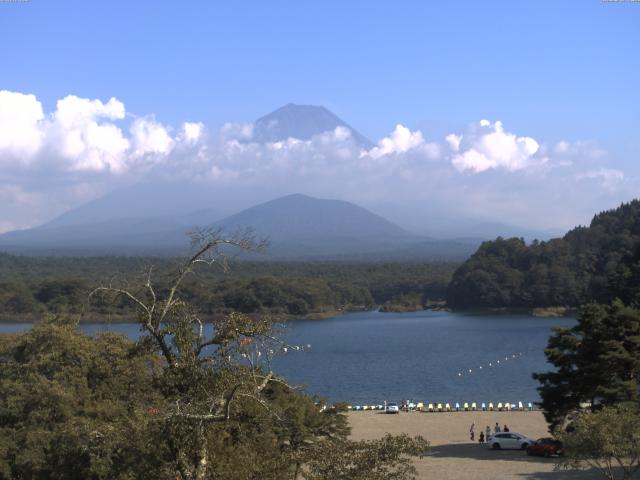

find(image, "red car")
[526,438,564,457]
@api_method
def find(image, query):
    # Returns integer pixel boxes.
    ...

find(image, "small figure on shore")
[479,431,485,444]
[494,422,501,433]
[503,424,510,432]
[469,423,475,441]
[485,425,491,440]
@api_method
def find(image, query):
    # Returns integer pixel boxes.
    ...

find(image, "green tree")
[447,199,640,309]
[305,434,429,480]
[556,406,640,480]
[534,301,640,430]
[0,316,166,480]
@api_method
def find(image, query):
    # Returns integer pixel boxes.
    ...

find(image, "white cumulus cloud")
[0,90,45,160]
[445,133,462,152]
[0,90,204,175]
[53,95,125,127]
[0,89,633,234]
[450,120,541,173]
[181,122,204,143]
[130,117,174,157]
[364,124,426,159]
[47,96,131,173]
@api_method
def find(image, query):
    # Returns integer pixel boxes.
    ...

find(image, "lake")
[0,310,574,406]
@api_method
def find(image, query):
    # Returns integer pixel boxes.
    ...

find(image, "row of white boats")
[349,401,535,412]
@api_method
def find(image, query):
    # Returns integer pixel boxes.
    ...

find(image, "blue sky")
[0,0,639,233]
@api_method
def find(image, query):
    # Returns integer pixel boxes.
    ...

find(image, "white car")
[487,432,535,450]
[385,403,399,414]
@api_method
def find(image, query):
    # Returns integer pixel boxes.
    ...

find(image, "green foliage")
[0,256,457,320]
[0,317,166,480]
[0,315,428,479]
[556,405,640,480]
[0,234,429,479]
[379,292,424,312]
[305,434,429,480]
[447,200,640,308]
[534,301,640,430]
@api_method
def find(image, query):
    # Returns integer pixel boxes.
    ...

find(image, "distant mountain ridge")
[210,193,415,258]
[216,193,409,239]
[0,103,539,258]
[0,192,479,260]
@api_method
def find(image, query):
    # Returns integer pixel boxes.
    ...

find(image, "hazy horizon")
[1,1,639,237]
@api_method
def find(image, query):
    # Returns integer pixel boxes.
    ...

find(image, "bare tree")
[88,227,429,480]
[90,227,295,480]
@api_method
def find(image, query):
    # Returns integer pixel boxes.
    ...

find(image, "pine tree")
[534,301,640,430]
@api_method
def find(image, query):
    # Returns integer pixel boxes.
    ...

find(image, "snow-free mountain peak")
[252,103,373,147]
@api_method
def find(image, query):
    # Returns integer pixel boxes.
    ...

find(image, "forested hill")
[446,200,640,308]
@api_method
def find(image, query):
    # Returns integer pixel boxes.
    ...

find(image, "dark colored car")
[526,438,564,457]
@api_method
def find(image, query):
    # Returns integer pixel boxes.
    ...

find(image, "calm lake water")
[0,310,574,406]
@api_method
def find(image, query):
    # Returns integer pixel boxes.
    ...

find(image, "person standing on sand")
[494,422,500,433]
[469,423,475,441]
[503,424,510,432]
[479,431,485,445]
[485,425,491,440]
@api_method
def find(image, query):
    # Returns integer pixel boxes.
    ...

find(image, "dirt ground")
[347,410,611,480]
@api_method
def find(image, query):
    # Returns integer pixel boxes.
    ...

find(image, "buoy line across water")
[456,352,524,378]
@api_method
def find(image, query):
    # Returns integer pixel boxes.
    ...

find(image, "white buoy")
[458,372,462,376]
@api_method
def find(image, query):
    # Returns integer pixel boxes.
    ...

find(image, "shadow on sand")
[426,443,634,479]
[516,468,634,480]
[426,443,556,463]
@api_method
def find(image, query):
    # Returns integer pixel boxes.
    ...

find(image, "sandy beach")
[348,410,605,480]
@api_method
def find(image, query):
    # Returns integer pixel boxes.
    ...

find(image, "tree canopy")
[555,405,640,480]
[0,254,456,321]
[534,301,640,430]
[0,230,429,479]
[447,200,640,308]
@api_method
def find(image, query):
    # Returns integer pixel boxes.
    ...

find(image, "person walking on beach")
[494,422,501,433]
[485,425,491,440]
[479,431,485,445]
[469,423,475,441]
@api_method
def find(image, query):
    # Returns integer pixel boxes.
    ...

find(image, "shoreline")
[0,304,577,325]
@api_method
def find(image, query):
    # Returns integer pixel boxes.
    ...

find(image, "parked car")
[526,438,564,457]
[487,432,535,450]
[385,402,399,414]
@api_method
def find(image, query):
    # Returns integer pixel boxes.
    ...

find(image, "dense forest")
[0,233,429,479]
[0,255,456,321]
[447,200,640,308]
